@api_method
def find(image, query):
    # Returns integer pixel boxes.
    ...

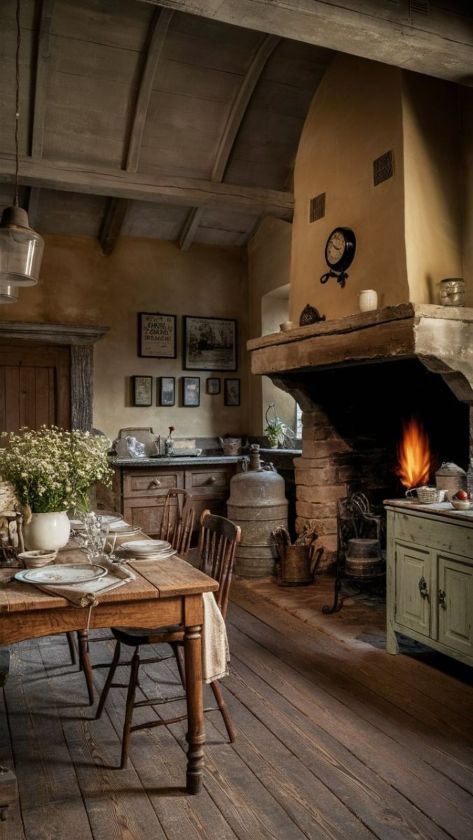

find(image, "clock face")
[324,227,356,272]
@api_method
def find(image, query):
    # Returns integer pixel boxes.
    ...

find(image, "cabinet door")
[123,498,165,537]
[395,543,432,637]
[437,555,473,657]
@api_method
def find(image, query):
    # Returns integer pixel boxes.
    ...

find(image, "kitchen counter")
[384,499,473,526]
[109,455,245,467]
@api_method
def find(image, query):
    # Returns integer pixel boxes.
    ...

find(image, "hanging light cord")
[14,0,21,207]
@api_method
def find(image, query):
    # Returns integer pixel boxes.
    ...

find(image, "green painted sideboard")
[385,501,473,667]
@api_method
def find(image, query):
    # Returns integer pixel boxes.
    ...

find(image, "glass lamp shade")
[0,205,44,287]
[0,283,19,304]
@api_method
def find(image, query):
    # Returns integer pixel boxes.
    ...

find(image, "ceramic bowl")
[451,499,472,511]
[18,549,58,568]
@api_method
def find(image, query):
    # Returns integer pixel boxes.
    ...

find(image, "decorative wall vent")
[373,150,394,186]
[309,192,325,222]
[409,0,430,15]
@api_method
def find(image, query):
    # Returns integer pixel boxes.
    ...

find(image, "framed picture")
[206,377,221,395]
[138,312,177,358]
[182,376,200,407]
[132,375,152,406]
[157,376,175,407]
[183,316,237,371]
[224,378,240,407]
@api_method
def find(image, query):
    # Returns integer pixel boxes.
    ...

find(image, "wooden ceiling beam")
[31,0,55,159]
[98,8,173,255]
[0,156,293,217]
[139,0,473,86]
[179,33,280,250]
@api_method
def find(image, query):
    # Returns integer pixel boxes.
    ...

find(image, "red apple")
[454,489,469,500]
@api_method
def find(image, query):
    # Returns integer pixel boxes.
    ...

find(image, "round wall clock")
[320,227,356,288]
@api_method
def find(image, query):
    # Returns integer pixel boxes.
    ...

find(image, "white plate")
[106,527,141,538]
[69,519,85,531]
[120,539,171,554]
[126,549,177,561]
[18,563,108,585]
[98,514,122,526]
[105,519,130,532]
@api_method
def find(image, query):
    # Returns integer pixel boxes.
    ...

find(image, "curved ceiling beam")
[179,33,280,250]
[99,7,173,254]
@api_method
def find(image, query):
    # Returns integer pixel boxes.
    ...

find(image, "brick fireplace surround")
[248,304,473,569]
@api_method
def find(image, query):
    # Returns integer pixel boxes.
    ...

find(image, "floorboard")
[1,577,472,840]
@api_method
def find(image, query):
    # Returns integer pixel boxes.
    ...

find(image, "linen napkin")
[21,558,136,608]
[202,591,229,684]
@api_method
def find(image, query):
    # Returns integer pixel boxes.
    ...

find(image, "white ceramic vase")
[23,510,71,551]
[359,289,378,312]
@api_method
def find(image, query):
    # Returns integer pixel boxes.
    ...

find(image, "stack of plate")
[105,519,141,537]
[119,539,177,561]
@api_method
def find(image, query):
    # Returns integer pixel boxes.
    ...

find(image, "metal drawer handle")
[438,589,447,608]
[418,576,429,600]
[148,479,161,489]
[206,476,217,485]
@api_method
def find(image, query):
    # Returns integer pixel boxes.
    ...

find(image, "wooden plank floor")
[1,577,472,840]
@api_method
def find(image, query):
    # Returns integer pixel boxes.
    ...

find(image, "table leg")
[184,623,204,794]
[77,630,94,705]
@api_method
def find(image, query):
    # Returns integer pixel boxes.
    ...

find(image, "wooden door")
[437,554,473,657]
[0,342,71,431]
[395,542,432,638]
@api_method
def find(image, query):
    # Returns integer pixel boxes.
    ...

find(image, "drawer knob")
[438,589,447,608]
[149,479,161,489]
[206,475,217,485]
[418,576,429,600]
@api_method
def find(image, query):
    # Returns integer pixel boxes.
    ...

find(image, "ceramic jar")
[359,289,378,312]
[435,462,467,501]
[23,510,71,551]
[439,278,465,307]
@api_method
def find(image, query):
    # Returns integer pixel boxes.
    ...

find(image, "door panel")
[0,343,70,431]
[395,542,432,637]
[437,555,473,656]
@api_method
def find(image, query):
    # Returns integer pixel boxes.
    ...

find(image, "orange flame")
[396,418,431,489]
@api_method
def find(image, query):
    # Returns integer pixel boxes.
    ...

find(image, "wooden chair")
[95,510,241,769]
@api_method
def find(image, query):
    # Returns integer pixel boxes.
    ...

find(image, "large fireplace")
[248,304,473,568]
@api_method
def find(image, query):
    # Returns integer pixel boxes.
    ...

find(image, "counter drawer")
[123,469,183,498]
[185,468,232,498]
[393,511,473,559]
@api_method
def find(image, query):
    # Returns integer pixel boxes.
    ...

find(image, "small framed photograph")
[182,376,200,407]
[139,312,177,358]
[132,375,152,406]
[183,316,237,371]
[157,376,175,407]
[206,377,221,395]
[224,378,240,407]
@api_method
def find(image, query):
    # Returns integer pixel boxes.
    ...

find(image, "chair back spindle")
[161,489,195,556]
[198,510,240,618]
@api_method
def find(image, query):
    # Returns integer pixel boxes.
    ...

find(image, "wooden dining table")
[0,544,219,795]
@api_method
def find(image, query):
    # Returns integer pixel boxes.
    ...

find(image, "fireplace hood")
[248,304,473,406]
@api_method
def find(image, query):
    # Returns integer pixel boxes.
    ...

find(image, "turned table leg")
[77,630,94,704]
[184,623,204,794]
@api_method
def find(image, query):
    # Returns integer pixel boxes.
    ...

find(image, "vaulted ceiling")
[0,0,333,251]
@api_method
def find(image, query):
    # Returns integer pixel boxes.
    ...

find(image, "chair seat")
[112,626,184,647]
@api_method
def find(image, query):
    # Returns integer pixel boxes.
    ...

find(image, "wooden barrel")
[345,538,384,579]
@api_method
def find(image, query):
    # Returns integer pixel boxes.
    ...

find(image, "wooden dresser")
[102,457,243,537]
[385,501,473,666]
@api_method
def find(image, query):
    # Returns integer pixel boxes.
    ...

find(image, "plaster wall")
[289,55,408,323]
[402,73,464,304]
[247,217,293,433]
[0,235,248,441]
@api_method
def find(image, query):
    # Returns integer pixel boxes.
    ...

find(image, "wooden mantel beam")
[138,0,473,86]
[0,156,293,217]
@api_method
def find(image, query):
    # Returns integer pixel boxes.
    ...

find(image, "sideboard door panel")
[437,555,473,657]
[395,544,431,637]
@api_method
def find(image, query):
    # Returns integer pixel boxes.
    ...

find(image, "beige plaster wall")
[402,73,464,305]
[290,55,408,322]
[247,217,293,434]
[0,235,249,440]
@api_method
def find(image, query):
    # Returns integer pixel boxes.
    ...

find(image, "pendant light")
[0,0,44,292]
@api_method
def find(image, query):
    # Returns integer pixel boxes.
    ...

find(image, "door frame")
[0,322,108,430]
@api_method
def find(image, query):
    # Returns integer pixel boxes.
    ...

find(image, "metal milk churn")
[227,444,288,577]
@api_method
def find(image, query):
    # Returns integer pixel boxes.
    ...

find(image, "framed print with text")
[224,378,240,406]
[182,376,200,407]
[157,376,175,406]
[183,316,237,371]
[139,312,176,358]
[132,375,152,406]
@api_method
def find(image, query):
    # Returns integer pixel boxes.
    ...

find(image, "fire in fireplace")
[395,418,431,490]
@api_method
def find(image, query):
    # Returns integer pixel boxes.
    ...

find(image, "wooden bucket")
[345,538,384,579]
